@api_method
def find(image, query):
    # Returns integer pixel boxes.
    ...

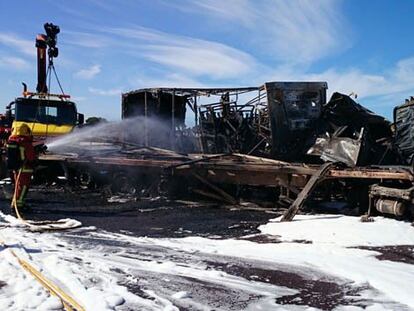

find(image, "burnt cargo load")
[121,83,330,157]
[393,97,414,165]
[308,92,393,167]
[121,87,260,153]
[121,82,394,167]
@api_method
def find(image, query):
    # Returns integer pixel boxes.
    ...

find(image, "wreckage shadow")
[0,243,42,254]
[287,215,344,222]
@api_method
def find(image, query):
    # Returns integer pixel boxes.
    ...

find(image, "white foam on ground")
[259,214,414,246]
[1,213,413,310]
[143,215,414,309]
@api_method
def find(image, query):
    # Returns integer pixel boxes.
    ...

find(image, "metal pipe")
[194,95,198,126]
[171,89,175,150]
[144,91,148,146]
[36,34,48,93]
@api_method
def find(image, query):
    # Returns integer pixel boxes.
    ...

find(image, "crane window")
[14,98,77,125]
[47,106,57,117]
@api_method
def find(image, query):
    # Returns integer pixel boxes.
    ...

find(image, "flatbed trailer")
[38,151,414,220]
[40,152,413,182]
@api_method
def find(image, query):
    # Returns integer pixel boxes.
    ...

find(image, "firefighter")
[6,123,36,210]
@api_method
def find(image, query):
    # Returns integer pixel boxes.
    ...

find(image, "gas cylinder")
[375,199,406,216]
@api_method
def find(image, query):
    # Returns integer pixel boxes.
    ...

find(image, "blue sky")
[0,0,413,120]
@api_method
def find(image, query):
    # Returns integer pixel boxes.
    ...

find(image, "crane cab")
[7,96,84,141]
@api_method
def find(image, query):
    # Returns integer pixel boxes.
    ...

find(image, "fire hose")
[0,239,85,311]
[0,164,86,310]
[11,161,82,231]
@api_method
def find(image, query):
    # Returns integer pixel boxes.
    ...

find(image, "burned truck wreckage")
[120,82,394,166]
[39,81,414,221]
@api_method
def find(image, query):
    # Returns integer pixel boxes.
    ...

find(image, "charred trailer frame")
[195,87,265,155]
[264,82,328,161]
[122,89,188,150]
[121,87,262,153]
[121,82,330,158]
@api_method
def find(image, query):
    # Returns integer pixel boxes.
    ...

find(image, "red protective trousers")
[14,166,33,207]
[8,135,36,208]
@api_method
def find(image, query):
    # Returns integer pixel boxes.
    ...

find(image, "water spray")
[46,116,175,153]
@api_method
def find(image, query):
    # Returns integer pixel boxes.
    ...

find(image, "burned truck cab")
[265,82,328,160]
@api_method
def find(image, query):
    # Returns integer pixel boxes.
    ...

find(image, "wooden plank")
[190,162,317,175]
[68,157,183,168]
[192,172,237,205]
[327,169,413,180]
[281,163,334,222]
[192,189,228,202]
[232,153,288,165]
[178,169,307,189]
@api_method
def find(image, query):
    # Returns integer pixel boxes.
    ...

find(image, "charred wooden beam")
[281,162,334,222]
[327,168,413,180]
[192,188,229,203]
[191,172,237,205]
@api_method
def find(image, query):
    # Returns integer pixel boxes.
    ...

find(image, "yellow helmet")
[12,123,32,136]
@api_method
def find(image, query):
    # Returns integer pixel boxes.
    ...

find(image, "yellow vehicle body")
[9,97,81,141]
[12,120,74,138]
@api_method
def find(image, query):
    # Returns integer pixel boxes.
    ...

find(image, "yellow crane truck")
[4,22,84,142]
[0,23,84,179]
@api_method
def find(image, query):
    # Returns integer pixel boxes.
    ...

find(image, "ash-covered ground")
[0,185,413,310]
